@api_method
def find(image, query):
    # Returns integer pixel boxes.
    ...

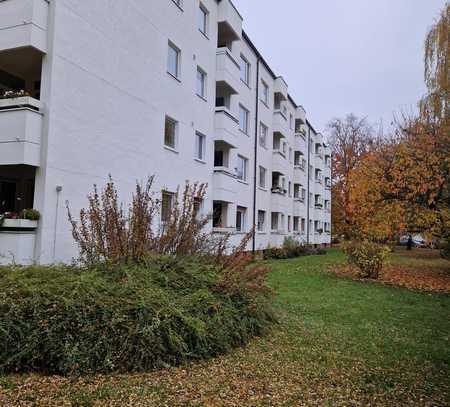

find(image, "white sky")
[232,0,446,134]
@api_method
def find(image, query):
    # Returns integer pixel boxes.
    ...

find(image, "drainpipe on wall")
[251,58,260,253]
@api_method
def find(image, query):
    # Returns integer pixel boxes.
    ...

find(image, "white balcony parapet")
[0,0,49,53]
[0,220,37,265]
[213,168,237,203]
[0,96,43,166]
[216,47,240,95]
[214,107,239,148]
[274,76,288,101]
[217,0,242,42]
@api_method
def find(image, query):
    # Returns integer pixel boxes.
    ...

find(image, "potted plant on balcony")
[0,209,40,229]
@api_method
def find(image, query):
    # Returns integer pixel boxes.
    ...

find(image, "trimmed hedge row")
[0,257,274,375]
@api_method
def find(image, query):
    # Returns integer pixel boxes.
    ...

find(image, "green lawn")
[1,249,449,406]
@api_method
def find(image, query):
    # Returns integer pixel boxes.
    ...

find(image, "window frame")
[259,166,267,189]
[239,104,249,134]
[261,80,269,105]
[167,41,181,79]
[240,55,251,85]
[161,190,175,224]
[164,115,178,150]
[196,66,207,99]
[195,131,206,161]
[259,122,268,148]
[198,3,209,36]
[236,206,246,232]
[236,155,248,182]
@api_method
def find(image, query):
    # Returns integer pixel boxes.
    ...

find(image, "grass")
[1,249,449,406]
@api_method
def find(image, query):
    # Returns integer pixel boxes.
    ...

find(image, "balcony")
[293,199,305,216]
[0,227,37,265]
[272,150,289,175]
[214,108,239,148]
[273,110,290,138]
[0,96,43,166]
[212,168,237,203]
[217,0,242,46]
[274,76,288,101]
[216,48,240,95]
[271,193,288,214]
[0,0,49,53]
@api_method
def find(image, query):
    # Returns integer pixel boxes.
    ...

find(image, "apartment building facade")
[0,0,331,265]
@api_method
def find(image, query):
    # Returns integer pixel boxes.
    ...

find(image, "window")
[289,148,292,162]
[239,105,249,134]
[164,116,178,149]
[236,155,248,181]
[261,80,269,104]
[294,151,302,166]
[196,67,207,99]
[236,206,246,232]
[198,3,208,35]
[290,113,293,130]
[161,191,174,223]
[310,193,313,208]
[257,210,266,232]
[271,212,278,231]
[259,166,266,189]
[288,216,292,232]
[213,202,223,228]
[167,41,180,79]
[288,181,292,197]
[301,188,306,202]
[240,55,250,85]
[294,184,301,199]
[301,218,306,234]
[195,132,206,161]
[259,123,268,148]
[293,216,300,232]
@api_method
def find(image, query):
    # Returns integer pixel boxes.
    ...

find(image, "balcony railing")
[0,96,43,166]
[0,0,49,53]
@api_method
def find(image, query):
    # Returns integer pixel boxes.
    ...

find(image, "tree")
[328,114,375,239]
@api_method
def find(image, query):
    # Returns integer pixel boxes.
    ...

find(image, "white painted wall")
[0,0,331,265]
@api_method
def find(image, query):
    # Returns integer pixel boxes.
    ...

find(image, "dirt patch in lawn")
[332,249,450,293]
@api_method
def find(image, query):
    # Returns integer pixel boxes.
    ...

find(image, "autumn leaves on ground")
[1,249,449,406]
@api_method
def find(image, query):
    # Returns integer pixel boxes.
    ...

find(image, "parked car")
[399,235,428,248]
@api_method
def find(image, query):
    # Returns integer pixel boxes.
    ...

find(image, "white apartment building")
[0,0,331,265]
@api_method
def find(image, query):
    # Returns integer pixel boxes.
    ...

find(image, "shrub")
[343,240,390,279]
[0,257,275,375]
[263,238,322,260]
[21,209,40,221]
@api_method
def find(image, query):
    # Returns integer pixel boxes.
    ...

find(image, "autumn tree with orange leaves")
[330,3,449,245]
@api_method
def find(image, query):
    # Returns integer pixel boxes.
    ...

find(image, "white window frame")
[259,122,268,148]
[236,155,248,182]
[239,105,249,134]
[161,190,175,223]
[261,80,269,105]
[257,210,266,232]
[259,166,266,189]
[195,131,206,161]
[164,115,178,150]
[167,41,181,79]
[198,3,209,36]
[196,66,207,99]
[240,55,250,85]
[236,206,246,232]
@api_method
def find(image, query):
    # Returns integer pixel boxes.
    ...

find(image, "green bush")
[0,257,275,375]
[263,238,326,260]
[343,240,390,279]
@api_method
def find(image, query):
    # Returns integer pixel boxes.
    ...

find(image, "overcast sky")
[232,0,445,134]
